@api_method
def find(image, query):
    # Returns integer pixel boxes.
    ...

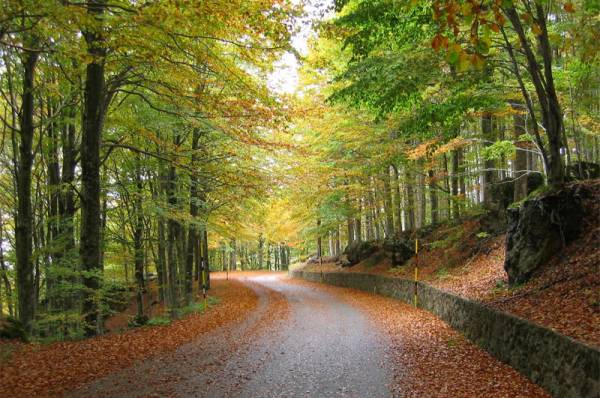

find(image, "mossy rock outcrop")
[504,184,588,285]
[342,240,377,267]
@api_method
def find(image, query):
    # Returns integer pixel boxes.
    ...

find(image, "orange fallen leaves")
[0,279,259,398]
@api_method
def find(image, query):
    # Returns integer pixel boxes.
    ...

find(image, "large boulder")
[504,184,588,285]
[490,174,544,211]
[383,236,415,266]
[343,240,377,267]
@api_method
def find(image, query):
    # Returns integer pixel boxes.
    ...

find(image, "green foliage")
[35,312,85,343]
[146,316,171,327]
[176,296,220,318]
[100,281,131,318]
[480,140,516,161]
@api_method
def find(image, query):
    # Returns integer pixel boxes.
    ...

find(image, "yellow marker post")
[414,239,419,308]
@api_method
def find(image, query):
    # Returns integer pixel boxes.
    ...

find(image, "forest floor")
[298,182,600,349]
[0,277,264,397]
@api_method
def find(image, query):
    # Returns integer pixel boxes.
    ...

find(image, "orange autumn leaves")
[0,280,258,398]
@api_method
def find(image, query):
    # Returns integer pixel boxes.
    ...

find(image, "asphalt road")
[69,273,392,398]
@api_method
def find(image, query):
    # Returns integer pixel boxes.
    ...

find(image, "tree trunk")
[382,167,394,238]
[513,104,529,202]
[230,238,237,271]
[156,218,167,304]
[59,103,77,311]
[404,167,415,232]
[391,165,403,235]
[46,100,61,311]
[258,233,264,268]
[428,169,438,225]
[15,44,39,334]
[443,153,451,220]
[459,149,466,207]
[503,4,565,185]
[355,199,362,242]
[0,214,14,316]
[317,219,322,258]
[133,157,145,321]
[185,131,200,303]
[202,228,210,289]
[482,112,495,208]
[346,215,354,246]
[80,0,108,335]
[417,167,426,228]
[266,243,271,270]
[335,226,341,256]
[166,135,181,316]
[451,149,460,219]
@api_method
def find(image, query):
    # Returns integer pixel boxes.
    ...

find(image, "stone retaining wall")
[289,270,600,398]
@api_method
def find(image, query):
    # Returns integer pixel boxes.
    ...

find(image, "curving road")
[69,273,392,398]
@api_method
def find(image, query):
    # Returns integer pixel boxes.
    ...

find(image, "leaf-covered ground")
[0,279,259,397]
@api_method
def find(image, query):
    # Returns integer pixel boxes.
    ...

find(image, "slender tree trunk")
[405,167,415,232]
[391,165,403,235]
[184,131,200,303]
[503,4,565,185]
[229,238,237,271]
[382,168,394,238]
[156,218,167,304]
[258,233,264,268]
[346,215,354,246]
[458,149,466,208]
[482,112,495,208]
[451,149,460,219]
[417,170,426,228]
[46,101,61,311]
[428,169,439,225]
[443,153,451,220]
[15,44,39,334]
[0,214,14,316]
[202,229,210,289]
[59,103,77,311]
[316,219,322,258]
[513,104,529,202]
[133,157,145,321]
[355,199,362,242]
[166,136,181,316]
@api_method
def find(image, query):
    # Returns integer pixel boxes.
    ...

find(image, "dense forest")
[0,0,598,344]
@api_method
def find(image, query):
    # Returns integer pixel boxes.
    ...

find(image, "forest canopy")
[0,0,598,340]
